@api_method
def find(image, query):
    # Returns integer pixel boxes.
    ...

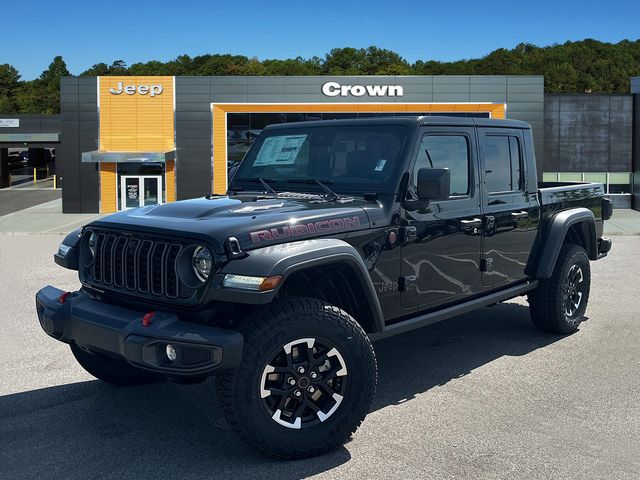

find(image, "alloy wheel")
[563,264,585,318]
[259,337,348,429]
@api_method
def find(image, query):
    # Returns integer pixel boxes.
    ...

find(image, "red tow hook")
[58,292,71,304]
[142,312,155,327]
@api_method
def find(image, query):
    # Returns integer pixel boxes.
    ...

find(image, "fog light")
[166,344,177,362]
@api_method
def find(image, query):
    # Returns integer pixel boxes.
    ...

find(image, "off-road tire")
[70,342,158,386]
[218,297,377,459]
[529,243,591,334]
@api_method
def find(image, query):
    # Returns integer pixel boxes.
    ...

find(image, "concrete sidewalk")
[0,197,639,236]
[0,199,104,235]
[601,209,640,236]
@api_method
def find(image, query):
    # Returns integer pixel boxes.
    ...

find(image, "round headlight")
[192,246,213,282]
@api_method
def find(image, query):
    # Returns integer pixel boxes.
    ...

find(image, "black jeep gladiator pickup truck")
[36,116,612,458]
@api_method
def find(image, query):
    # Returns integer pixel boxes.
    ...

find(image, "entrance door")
[120,175,162,210]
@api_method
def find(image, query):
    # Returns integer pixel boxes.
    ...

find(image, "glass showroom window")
[542,172,632,195]
[226,111,491,165]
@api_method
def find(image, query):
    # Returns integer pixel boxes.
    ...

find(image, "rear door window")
[483,135,523,193]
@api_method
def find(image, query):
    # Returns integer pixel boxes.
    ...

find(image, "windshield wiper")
[258,177,278,196]
[239,177,279,196]
[286,178,344,202]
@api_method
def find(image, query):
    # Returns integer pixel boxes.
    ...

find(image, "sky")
[2,0,639,80]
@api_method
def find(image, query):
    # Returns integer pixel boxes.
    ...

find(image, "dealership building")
[0,74,639,212]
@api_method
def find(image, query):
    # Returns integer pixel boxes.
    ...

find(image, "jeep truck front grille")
[91,232,184,299]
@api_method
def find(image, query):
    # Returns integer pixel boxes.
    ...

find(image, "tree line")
[1,39,639,114]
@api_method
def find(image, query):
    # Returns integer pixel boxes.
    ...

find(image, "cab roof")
[263,115,531,131]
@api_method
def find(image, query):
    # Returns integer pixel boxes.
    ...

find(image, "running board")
[369,281,538,341]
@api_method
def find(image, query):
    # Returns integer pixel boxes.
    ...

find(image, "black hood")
[89,195,372,252]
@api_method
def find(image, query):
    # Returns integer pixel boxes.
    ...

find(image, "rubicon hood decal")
[89,196,372,252]
[250,216,361,243]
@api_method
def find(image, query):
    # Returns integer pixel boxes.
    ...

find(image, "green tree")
[109,60,128,75]
[263,57,322,75]
[3,38,640,114]
[35,56,70,114]
[0,63,21,113]
[80,63,111,76]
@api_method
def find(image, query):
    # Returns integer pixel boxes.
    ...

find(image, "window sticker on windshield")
[374,159,387,171]
[253,135,307,166]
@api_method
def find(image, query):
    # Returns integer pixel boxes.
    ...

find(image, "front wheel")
[218,298,377,459]
[529,243,591,334]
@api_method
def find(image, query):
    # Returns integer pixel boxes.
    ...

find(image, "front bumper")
[35,286,243,377]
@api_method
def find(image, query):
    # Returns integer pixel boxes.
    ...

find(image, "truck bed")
[537,181,607,238]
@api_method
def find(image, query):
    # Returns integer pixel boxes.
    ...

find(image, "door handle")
[460,218,483,231]
[511,211,529,220]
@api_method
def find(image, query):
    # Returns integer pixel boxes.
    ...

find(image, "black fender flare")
[535,207,598,279]
[211,238,385,333]
[54,228,82,270]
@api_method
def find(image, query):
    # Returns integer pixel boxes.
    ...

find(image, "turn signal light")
[223,274,283,291]
[259,275,283,291]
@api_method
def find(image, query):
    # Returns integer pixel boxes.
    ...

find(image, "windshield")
[230,125,408,193]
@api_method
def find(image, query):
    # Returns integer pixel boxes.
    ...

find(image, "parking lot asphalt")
[0,235,638,480]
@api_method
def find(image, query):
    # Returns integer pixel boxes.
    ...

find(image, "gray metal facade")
[634,94,640,210]
[57,75,545,211]
[543,94,633,173]
[632,78,640,209]
[0,114,61,145]
[59,76,99,213]
[174,75,545,200]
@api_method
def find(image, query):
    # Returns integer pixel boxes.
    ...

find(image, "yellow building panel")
[99,163,117,213]
[381,103,406,112]
[357,104,384,112]
[99,76,174,152]
[212,105,228,194]
[98,76,175,210]
[166,160,176,202]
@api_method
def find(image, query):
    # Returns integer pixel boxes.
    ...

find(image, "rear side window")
[414,135,470,196]
[484,135,522,193]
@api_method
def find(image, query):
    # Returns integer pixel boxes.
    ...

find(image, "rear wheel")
[218,298,377,459]
[70,343,158,386]
[529,243,591,334]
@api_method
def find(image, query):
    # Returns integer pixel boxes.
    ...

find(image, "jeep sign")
[321,81,403,97]
[109,81,163,97]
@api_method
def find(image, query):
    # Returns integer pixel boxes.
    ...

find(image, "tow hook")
[142,312,155,327]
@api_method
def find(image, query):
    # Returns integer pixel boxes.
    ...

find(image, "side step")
[369,281,538,341]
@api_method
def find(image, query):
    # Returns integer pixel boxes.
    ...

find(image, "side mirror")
[416,167,450,201]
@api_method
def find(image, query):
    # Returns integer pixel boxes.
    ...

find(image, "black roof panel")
[263,115,530,130]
